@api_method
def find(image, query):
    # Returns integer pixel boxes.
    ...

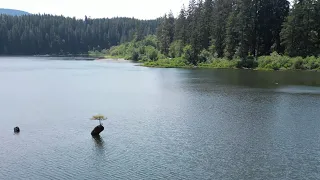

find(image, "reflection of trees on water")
[183,70,320,89]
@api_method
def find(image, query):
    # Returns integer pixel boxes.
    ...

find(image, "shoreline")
[91,55,320,72]
[94,58,130,63]
[142,64,320,72]
[3,54,319,72]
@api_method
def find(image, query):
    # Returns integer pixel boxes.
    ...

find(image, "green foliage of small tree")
[304,56,320,70]
[130,49,140,61]
[143,57,188,68]
[169,40,184,58]
[108,43,128,57]
[257,52,320,70]
[91,114,107,126]
[237,56,258,69]
[258,52,292,70]
[145,46,159,61]
[142,35,158,48]
[182,45,194,65]
[293,57,305,70]
[208,42,216,57]
[198,49,212,63]
[198,58,240,69]
[101,36,163,62]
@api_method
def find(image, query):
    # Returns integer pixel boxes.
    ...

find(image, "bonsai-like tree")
[91,114,107,126]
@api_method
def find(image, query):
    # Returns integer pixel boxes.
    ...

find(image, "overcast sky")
[2,0,190,19]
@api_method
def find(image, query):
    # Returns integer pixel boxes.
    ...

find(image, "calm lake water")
[1,57,320,180]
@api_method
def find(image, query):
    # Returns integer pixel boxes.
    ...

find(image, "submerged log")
[14,127,20,133]
[91,125,104,136]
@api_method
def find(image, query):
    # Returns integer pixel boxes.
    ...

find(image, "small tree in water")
[91,114,107,126]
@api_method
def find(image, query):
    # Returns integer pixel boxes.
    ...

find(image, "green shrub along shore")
[89,35,320,71]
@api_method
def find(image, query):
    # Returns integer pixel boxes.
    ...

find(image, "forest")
[98,0,320,70]
[0,14,159,55]
[1,0,320,70]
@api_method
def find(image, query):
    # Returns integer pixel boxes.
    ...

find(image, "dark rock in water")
[91,125,104,136]
[14,127,20,133]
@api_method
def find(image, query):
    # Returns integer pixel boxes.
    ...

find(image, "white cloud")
[2,0,190,19]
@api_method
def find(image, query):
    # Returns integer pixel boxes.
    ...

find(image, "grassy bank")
[92,51,320,71]
[143,53,320,71]
[88,50,126,60]
[143,58,240,69]
[142,57,192,68]
[256,54,320,71]
[198,59,240,69]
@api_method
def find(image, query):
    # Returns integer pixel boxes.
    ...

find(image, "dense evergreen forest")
[102,0,320,70]
[0,14,159,55]
[157,0,319,61]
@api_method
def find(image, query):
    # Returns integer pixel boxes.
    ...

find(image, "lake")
[1,56,320,180]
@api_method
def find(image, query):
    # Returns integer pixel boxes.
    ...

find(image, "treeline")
[155,0,320,66]
[1,0,319,62]
[0,14,159,55]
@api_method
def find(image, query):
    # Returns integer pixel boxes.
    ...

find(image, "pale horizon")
[1,0,190,20]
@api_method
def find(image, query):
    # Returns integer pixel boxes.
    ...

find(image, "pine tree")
[270,0,290,54]
[167,11,175,44]
[187,0,197,44]
[281,0,318,57]
[0,17,8,54]
[255,0,289,56]
[315,0,320,55]
[213,0,233,57]
[224,3,239,59]
[157,13,175,56]
[174,5,187,44]
[237,0,254,58]
[187,0,204,64]
[202,0,214,49]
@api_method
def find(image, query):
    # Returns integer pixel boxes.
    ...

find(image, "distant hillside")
[0,8,30,16]
[0,14,159,55]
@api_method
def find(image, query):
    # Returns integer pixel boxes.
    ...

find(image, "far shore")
[5,54,317,72]
[93,57,130,63]
[94,56,320,72]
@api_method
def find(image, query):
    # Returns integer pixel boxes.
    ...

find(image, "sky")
[2,0,190,20]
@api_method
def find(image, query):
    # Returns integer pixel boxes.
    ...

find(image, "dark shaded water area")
[0,57,320,179]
